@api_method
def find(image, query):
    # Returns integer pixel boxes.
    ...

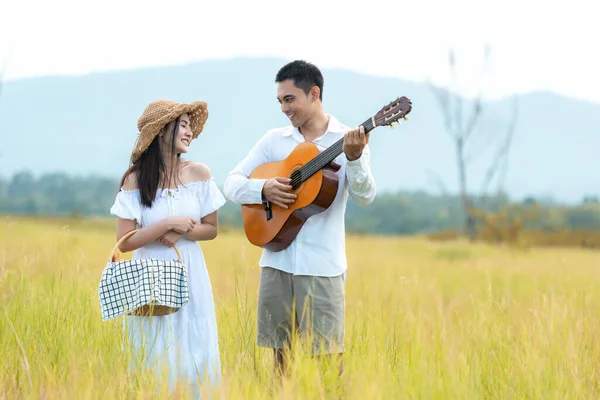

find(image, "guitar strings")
[291,137,348,187]
[290,118,374,188]
[291,140,344,187]
[291,118,373,186]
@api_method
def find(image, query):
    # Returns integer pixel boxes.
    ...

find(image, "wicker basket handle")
[107,229,183,263]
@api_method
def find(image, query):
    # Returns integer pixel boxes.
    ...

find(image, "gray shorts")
[257,267,345,355]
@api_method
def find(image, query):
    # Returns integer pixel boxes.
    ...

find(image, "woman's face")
[162,113,193,155]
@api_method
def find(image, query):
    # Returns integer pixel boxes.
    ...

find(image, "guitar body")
[241,141,340,252]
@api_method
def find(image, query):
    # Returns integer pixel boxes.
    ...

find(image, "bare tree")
[429,45,519,241]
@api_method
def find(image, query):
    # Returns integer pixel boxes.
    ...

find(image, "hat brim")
[130,101,208,164]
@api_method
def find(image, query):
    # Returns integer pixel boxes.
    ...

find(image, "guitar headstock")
[373,96,412,129]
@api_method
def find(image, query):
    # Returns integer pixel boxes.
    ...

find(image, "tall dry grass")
[1,216,600,399]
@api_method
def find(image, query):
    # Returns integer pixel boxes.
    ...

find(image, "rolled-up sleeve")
[223,131,271,205]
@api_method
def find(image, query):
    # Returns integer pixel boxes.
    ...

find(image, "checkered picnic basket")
[98,229,190,321]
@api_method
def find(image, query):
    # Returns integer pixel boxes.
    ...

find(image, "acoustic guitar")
[241,96,412,252]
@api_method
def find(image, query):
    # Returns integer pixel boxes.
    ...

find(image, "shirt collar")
[281,114,346,141]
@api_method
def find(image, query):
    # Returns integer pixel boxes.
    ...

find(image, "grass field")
[2,216,600,399]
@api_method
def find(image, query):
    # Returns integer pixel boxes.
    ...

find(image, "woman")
[109,99,225,393]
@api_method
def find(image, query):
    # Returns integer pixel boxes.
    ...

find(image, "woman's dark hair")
[119,116,182,208]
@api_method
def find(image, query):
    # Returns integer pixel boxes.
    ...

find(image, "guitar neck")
[294,116,376,186]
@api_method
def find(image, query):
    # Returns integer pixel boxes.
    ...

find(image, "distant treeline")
[1,171,599,237]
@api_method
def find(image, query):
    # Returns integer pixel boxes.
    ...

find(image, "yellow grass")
[1,215,600,399]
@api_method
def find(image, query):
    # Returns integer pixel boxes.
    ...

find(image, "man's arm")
[223,132,271,205]
[346,144,376,205]
[224,131,298,209]
[343,126,376,206]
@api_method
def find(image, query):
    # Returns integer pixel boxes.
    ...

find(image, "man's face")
[276,79,315,128]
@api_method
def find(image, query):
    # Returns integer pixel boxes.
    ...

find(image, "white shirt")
[223,114,376,277]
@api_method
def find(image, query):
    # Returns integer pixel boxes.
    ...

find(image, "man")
[223,60,376,376]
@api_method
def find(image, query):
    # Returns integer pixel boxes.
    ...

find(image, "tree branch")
[479,95,519,198]
[429,84,456,139]
[463,96,482,142]
[494,95,519,195]
[463,44,490,143]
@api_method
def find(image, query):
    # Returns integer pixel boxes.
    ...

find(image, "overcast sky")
[1,0,597,103]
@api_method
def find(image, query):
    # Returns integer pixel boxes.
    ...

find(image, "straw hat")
[130,99,208,164]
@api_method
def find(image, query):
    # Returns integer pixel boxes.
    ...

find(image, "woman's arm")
[183,162,220,242]
[183,211,219,241]
[116,217,170,252]
[116,216,197,253]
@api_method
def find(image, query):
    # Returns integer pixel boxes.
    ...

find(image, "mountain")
[0,57,597,203]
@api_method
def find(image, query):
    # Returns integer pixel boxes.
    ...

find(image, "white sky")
[1,0,598,103]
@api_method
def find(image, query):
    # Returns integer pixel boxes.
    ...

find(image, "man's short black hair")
[275,60,324,101]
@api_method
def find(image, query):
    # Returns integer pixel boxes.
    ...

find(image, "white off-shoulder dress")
[109,179,226,392]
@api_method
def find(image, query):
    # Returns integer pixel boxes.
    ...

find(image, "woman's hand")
[167,216,197,234]
[157,230,183,247]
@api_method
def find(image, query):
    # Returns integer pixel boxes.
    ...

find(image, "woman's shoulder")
[183,160,212,182]
[121,171,139,191]
[180,160,226,216]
